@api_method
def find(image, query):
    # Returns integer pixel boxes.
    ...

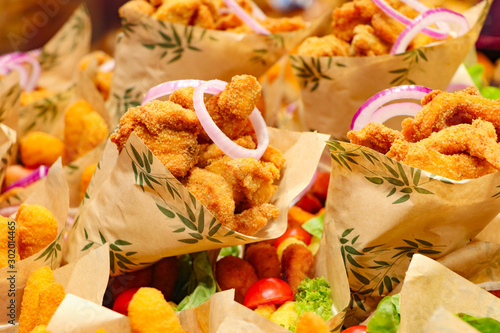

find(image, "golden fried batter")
[332,0,379,42]
[245,242,281,279]
[153,0,200,24]
[347,122,405,154]
[20,132,64,169]
[350,25,391,57]
[281,243,314,295]
[297,35,350,57]
[295,312,329,333]
[36,282,65,326]
[0,217,18,269]
[197,136,256,168]
[231,203,279,236]
[215,255,258,303]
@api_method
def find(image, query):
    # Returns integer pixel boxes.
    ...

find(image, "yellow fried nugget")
[18,267,55,333]
[63,100,108,164]
[295,312,329,333]
[16,203,58,260]
[128,287,184,333]
[20,89,56,106]
[20,132,64,169]
[80,163,97,201]
[36,282,65,326]
[30,325,52,333]
[0,216,19,269]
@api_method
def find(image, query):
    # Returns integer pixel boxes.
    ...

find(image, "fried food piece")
[347,122,405,154]
[298,35,350,57]
[281,243,314,295]
[401,87,500,142]
[78,50,113,71]
[230,203,279,236]
[110,100,200,178]
[109,265,153,299]
[20,89,56,106]
[231,16,306,33]
[350,25,390,57]
[30,325,52,333]
[204,75,262,140]
[254,304,276,319]
[36,282,65,326]
[153,0,200,24]
[20,131,64,169]
[119,0,155,16]
[245,242,281,279]
[216,255,258,303]
[287,206,315,229]
[80,163,97,201]
[269,301,299,330]
[169,86,195,111]
[16,203,58,260]
[295,312,329,333]
[332,0,379,42]
[184,167,236,226]
[63,100,108,164]
[0,217,18,269]
[197,136,256,168]
[151,256,179,300]
[95,71,113,101]
[18,266,56,333]
[128,287,184,333]
[261,145,286,170]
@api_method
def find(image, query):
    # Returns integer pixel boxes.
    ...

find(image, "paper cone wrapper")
[399,254,500,332]
[289,0,491,139]
[0,125,17,192]
[423,307,482,333]
[0,160,68,325]
[0,73,21,133]
[63,128,329,275]
[105,2,342,125]
[325,140,500,324]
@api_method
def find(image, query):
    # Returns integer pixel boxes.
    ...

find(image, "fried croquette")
[347,122,405,154]
[295,312,329,333]
[245,242,281,279]
[281,243,314,295]
[20,132,64,169]
[215,255,258,303]
[18,267,56,333]
[16,203,58,260]
[0,216,18,268]
[35,282,65,326]
[80,163,97,201]
[151,256,179,300]
[29,325,52,333]
[128,287,184,333]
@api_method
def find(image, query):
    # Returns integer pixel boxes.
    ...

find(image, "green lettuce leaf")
[295,277,333,321]
[301,213,324,238]
[457,313,500,333]
[366,294,401,333]
[466,64,500,100]
[219,246,240,257]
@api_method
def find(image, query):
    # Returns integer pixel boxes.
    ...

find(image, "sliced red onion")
[99,59,115,73]
[250,1,267,21]
[446,83,469,92]
[372,0,448,39]
[0,205,19,218]
[395,0,450,33]
[391,8,469,55]
[142,79,206,105]
[5,63,29,90]
[370,102,422,124]
[4,165,49,193]
[0,51,41,92]
[351,85,432,131]
[193,80,269,160]
[222,0,270,35]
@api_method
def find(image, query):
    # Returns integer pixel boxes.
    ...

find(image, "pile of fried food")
[348,87,500,181]
[0,203,57,268]
[298,0,436,57]
[111,75,285,236]
[120,0,306,33]
[78,51,114,101]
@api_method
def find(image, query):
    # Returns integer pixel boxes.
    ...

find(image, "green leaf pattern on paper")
[34,231,64,268]
[289,55,336,92]
[112,86,143,126]
[388,49,429,86]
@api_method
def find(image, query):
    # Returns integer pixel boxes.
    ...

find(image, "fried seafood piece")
[295,312,329,333]
[20,131,64,169]
[197,136,256,168]
[169,86,195,111]
[0,216,19,268]
[128,287,185,333]
[30,325,52,333]
[230,16,306,33]
[151,256,179,300]
[63,100,108,164]
[245,242,281,279]
[204,75,262,140]
[332,0,379,42]
[387,139,497,180]
[36,282,65,326]
[261,145,286,171]
[350,25,391,56]
[153,0,200,25]
[281,243,314,295]
[110,100,201,178]
[119,0,155,16]
[401,87,500,142]
[16,203,58,260]
[347,122,405,154]
[18,267,56,333]
[231,203,279,236]
[216,255,258,303]
[297,35,350,57]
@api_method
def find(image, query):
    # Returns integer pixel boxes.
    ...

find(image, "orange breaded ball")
[295,312,329,333]
[215,255,258,303]
[79,163,97,201]
[36,282,65,326]
[20,132,64,169]
[0,216,19,268]
[16,203,58,260]
[128,287,184,333]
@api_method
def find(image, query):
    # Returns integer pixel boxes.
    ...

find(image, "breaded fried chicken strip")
[231,203,279,236]
[281,243,314,295]
[296,312,329,333]
[204,75,262,140]
[297,35,350,57]
[350,25,390,56]
[110,100,201,178]
[197,136,256,168]
[0,217,18,268]
[332,0,379,42]
[245,242,281,279]
[36,282,65,326]
[401,87,500,142]
[348,122,405,154]
[216,255,258,303]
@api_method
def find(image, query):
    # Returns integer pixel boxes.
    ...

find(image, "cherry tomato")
[341,325,368,333]
[489,289,500,298]
[112,287,140,315]
[243,278,293,309]
[296,192,323,214]
[274,228,312,249]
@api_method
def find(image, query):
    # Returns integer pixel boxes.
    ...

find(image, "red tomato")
[341,325,368,333]
[489,289,500,298]
[112,287,140,315]
[243,278,293,309]
[296,192,323,214]
[274,228,312,248]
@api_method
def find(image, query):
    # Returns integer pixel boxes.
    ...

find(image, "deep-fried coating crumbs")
[20,132,64,169]
[80,163,97,201]
[281,243,314,295]
[128,287,184,333]
[347,122,405,154]
[16,204,58,260]
[215,255,258,303]
[0,217,18,268]
[30,325,52,333]
[297,35,350,57]
[197,136,256,168]
[349,25,390,57]
[35,282,65,326]
[245,242,281,279]
[295,312,329,333]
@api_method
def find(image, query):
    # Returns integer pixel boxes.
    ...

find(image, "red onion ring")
[0,51,41,92]
[193,80,269,160]
[250,1,267,20]
[0,205,19,218]
[391,8,469,55]
[372,0,448,39]
[222,0,270,35]
[370,102,422,124]
[395,0,451,33]
[4,165,49,193]
[142,79,206,105]
[351,85,432,131]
